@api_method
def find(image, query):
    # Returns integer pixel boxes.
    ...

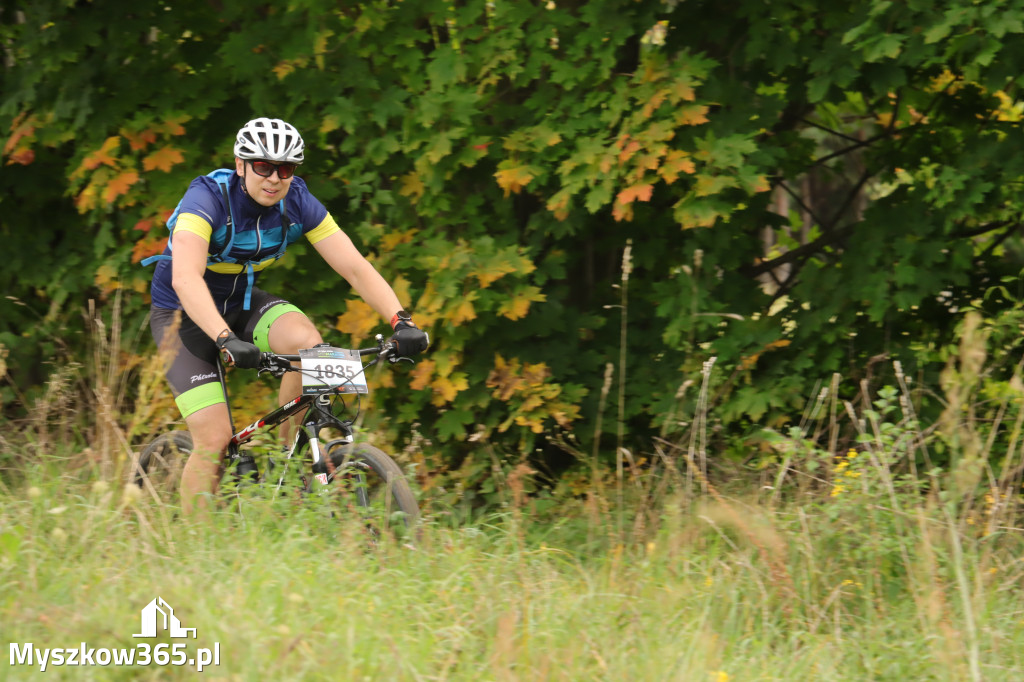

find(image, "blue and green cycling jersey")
[148,172,339,313]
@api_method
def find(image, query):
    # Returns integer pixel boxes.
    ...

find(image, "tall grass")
[1,304,1023,680]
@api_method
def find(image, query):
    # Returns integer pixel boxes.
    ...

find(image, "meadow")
[1,310,1023,681]
[2,417,1022,680]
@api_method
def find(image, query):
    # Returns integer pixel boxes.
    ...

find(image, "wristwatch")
[390,309,416,329]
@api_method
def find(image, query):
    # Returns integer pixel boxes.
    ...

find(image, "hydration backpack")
[142,168,297,309]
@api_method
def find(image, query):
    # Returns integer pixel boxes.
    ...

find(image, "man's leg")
[266,311,323,444]
[150,307,233,519]
[181,403,233,517]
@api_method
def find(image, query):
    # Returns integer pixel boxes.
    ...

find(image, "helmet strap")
[238,162,279,211]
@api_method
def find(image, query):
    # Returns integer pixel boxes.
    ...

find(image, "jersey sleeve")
[176,176,228,243]
[288,176,340,244]
[305,214,340,244]
[175,213,212,241]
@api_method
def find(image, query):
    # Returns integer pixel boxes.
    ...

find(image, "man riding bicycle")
[146,117,428,516]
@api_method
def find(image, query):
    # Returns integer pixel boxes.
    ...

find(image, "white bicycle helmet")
[233,118,305,163]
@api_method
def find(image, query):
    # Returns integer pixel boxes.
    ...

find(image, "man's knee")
[271,314,322,353]
[185,406,233,457]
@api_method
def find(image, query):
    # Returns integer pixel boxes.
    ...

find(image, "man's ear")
[235,157,245,177]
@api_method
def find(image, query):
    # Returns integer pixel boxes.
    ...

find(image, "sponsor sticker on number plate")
[299,347,368,395]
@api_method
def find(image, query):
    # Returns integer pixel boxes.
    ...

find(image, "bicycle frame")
[228,390,344,490]
[219,340,392,493]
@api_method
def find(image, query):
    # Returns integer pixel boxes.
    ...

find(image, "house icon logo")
[132,597,197,639]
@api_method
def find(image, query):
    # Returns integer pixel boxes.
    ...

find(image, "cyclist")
[147,117,428,516]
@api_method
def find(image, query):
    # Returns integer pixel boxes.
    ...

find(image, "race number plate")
[299,347,368,395]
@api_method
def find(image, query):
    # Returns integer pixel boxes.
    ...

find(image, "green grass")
[3,306,1023,680]
[1,459,1022,682]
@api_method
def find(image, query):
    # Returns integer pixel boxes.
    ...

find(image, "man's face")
[235,158,294,207]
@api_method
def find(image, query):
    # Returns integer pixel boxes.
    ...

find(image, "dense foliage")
[4,0,1024,494]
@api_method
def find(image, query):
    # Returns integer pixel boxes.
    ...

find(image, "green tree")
[4,0,1024,491]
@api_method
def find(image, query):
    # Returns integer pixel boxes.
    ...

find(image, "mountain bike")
[133,334,421,539]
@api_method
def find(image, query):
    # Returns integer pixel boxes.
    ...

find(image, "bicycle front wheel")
[134,431,193,500]
[322,441,421,541]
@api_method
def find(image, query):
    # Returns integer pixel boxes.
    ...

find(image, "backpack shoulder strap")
[141,169,239,269]
[211,177,235,262]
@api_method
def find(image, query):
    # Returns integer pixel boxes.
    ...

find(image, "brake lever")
[388,355,415,365]
[257,354,290,378]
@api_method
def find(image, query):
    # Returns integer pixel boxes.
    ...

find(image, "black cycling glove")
[215,330,261,369]
[388,311,429,358]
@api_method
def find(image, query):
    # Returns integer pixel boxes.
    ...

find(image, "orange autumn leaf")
[674,81,696,101]
[380,228,417,250]
[4,114,36,156]
[494,166,534,197]
[449,298,477,325]
[409,358,435,391]
[546,189,571,221]
[103,170,140,203]
[500,296,532,320]
[6,148,34,165]
[334,299,379,347]
[677,104,710,126]
[432,373,468,405]
[122,128,157,151]
[131,235,168,263]
[616,183,654,205]
[612,201,634,222]
[142,145,185,172]
[486,354,522,400]
[498,286,546,320]
[80,136,121,173]
[94,264,120,295]
[659,150,697,184]
[273,61,297,80]
[641,89,669,119]
[159,116,190,136]
[75,183,100,213]
[473,262,518,288]
[617,140,641,164]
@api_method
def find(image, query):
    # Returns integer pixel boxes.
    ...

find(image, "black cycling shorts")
[149,289,304,418]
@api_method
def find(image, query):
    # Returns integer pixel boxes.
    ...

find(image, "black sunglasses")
[247,159,297,179]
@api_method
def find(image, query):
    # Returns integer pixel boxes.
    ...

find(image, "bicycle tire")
[134,431,193,499]
[323,440,421,541]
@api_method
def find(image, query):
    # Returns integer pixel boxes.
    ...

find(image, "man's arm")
[171,228,232,340]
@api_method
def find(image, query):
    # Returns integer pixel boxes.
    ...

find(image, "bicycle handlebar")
[257,336,399,374]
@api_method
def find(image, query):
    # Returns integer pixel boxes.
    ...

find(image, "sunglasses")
[247,159,297,179]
